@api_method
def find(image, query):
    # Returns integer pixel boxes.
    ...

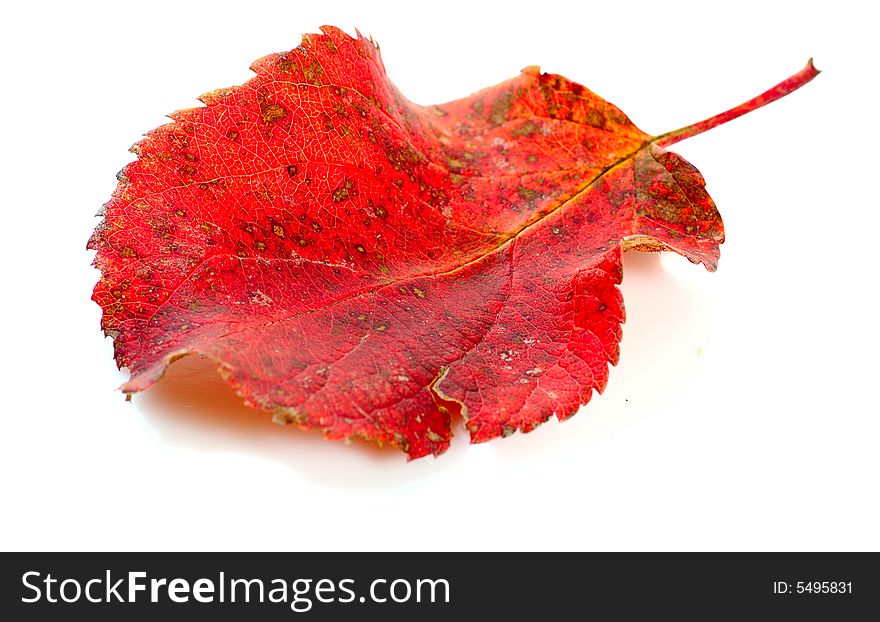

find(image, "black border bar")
[2,552,877,620]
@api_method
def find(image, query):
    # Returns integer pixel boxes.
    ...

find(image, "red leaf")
[89,27,818,458]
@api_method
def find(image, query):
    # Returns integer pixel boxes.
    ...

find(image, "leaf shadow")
[135,355,466,490]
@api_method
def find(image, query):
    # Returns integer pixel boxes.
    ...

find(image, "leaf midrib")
[212,137,655,339]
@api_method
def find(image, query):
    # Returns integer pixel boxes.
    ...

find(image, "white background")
[1,0,877,551]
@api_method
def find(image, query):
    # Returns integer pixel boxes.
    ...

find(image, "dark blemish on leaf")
[298,238,308,247]
[354,244,366,254]
[332,179,356,202]
[413,287,425,299]
[175,209,186,217]
[389,145,423,168]
[260,101,288,125]
[325,38,337,53]
[585,109,607,129]
[286,164,298,177]
[375,325,386,331]
[516,185,541,201]
[598,303,608,311]
[254,241,266,251]
[446,157,467,171]
[180,164,197,176]
[226,129,240,142]
[272,225,285,238]
[426,429,444,442]
[303,60,324,85]
[565,291,574,302]
[275,55,295,72]
[512,120,539,137]
[527,154,538,163]
[311,221,322,233]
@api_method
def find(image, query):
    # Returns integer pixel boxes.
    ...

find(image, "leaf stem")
[654,59,820,148]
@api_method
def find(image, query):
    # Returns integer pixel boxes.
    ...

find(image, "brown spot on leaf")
[512,120,539,137]
[585,109,607,129]
[260,101,288,125]
[516,185,542,201]
[489,91,514,126]
[275,55,295,72]
[446,156,467,171]
[303,60,324,85]
[332,179,356,202]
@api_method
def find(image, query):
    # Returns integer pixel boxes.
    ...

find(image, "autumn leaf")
[89,26,818,458]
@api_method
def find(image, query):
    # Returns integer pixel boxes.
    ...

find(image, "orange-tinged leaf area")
[89,27,818,458]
